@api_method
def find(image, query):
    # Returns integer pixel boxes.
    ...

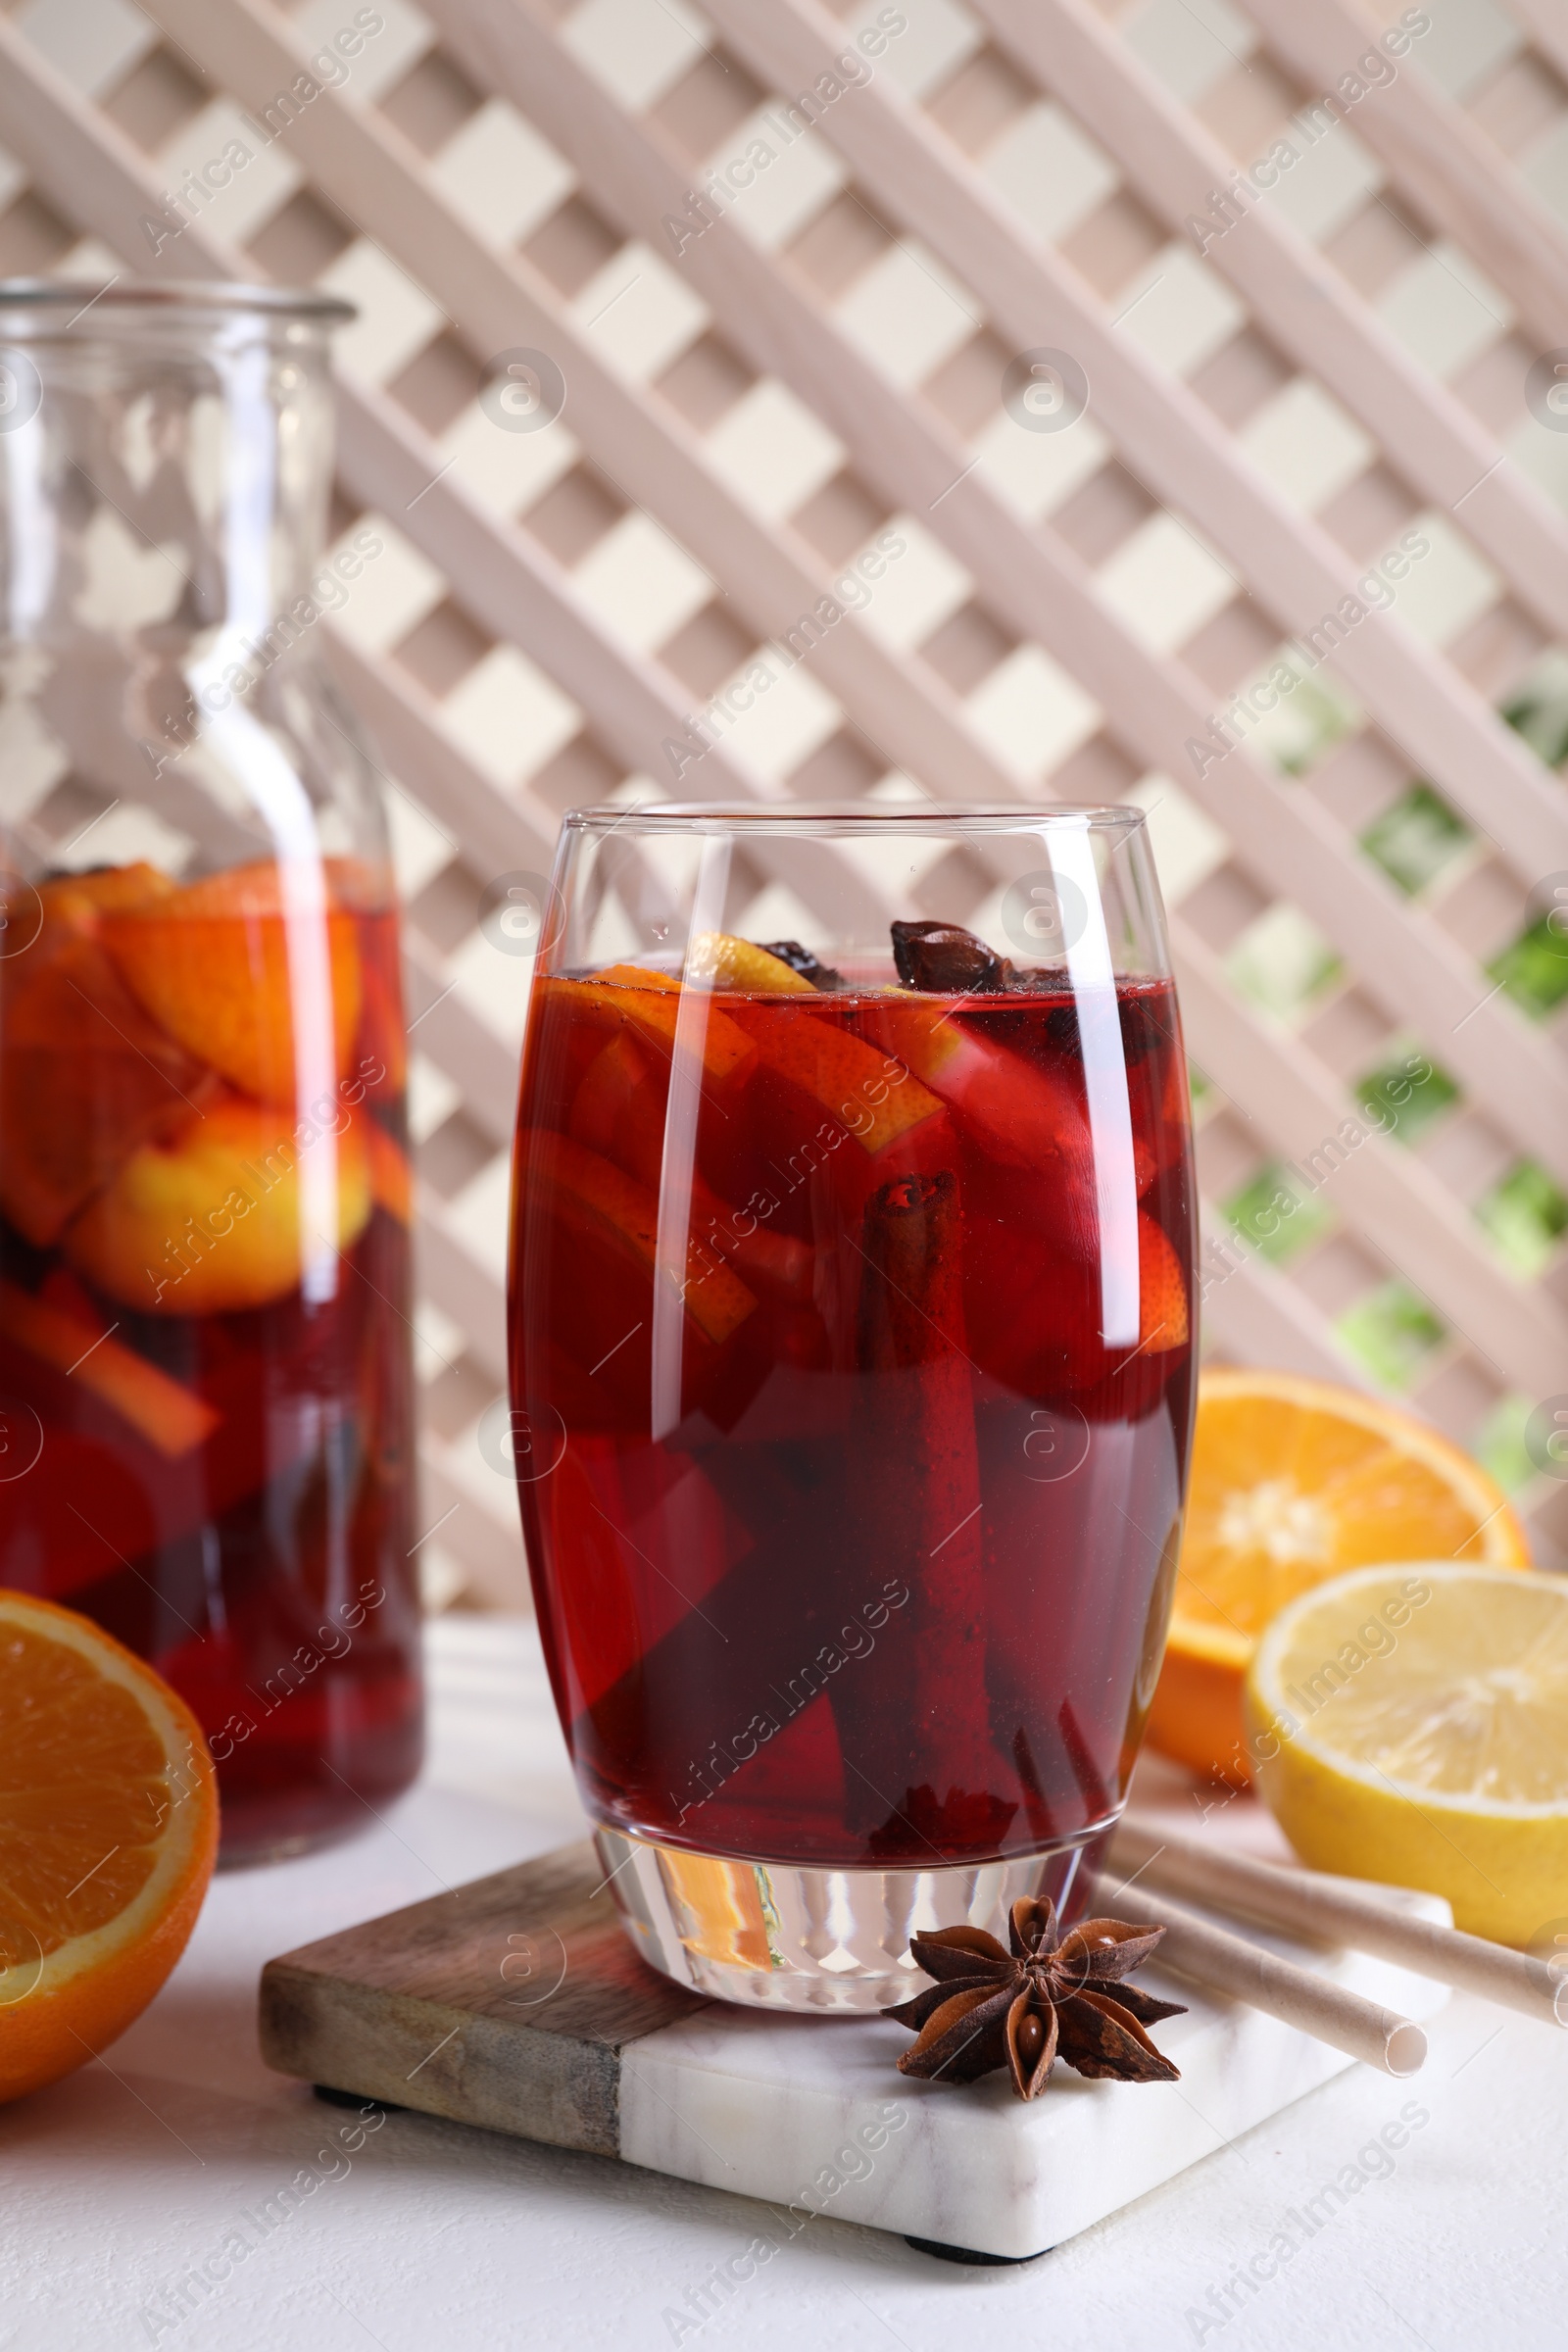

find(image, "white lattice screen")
[1,0,1565,1602]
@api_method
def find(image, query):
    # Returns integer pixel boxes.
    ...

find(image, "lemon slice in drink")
[1246,1563,1568,1945]
[685,933,816,993]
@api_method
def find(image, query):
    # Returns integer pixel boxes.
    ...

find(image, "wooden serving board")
[259,1840,1452,2262]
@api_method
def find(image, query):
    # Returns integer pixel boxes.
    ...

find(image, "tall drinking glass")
[508,807,1196,2009]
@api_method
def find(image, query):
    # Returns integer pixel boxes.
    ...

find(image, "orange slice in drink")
[570,1028,664,1184]
[0,1592,219,2105]
[40,862,178,926]
[64,1097,370,1315]
[537,973,756,1089]
[0,875,208,1247]
[728,1005,945,1156]
[102,859,363,1104]
[365,1122,413,1226]
[596,962,679,992]
[867,998,1092,1181]
[570,1035,813,1305]
[524,1132,757,1348]
[0,1281,218,1456]
[1137,1212,1189,1353]
[1147,1370,1530,1786]
[356,953,407,1098]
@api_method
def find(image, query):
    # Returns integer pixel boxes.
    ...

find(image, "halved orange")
[1147,1370,1530,1786]
[0,1592,218,2104]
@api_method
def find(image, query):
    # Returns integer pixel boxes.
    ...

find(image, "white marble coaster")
[262,1840,1451,2262]
[618,1887,1451,2259]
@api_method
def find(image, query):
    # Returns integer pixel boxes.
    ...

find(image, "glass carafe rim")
[0,276,355,327]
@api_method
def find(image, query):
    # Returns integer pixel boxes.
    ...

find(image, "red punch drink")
[510,810,1196,2007]
[0,858,422,1862]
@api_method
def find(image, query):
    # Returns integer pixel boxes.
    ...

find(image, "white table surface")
[7,1616,1563,2352]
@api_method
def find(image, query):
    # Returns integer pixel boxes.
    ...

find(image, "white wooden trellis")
[0,0,1564,1600]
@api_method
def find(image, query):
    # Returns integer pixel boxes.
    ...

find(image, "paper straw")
[1120,1888,1428,2076]
[1109,1814,1564,2029]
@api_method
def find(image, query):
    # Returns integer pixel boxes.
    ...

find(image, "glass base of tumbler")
[595,1819,1119,2014]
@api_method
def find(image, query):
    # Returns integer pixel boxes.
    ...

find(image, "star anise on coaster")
[884,1898,1187,2101]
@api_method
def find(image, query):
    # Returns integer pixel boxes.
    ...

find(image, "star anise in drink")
[885,1897,1186,2100]
[891,918,1010,994]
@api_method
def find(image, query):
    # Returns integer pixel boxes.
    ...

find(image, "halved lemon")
[1146,1371,1529,1784]
[1246,1563,1568,1945]
[0,1592,219,2103]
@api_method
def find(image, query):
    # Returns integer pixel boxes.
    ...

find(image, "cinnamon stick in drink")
[846,1170,1009,1854]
